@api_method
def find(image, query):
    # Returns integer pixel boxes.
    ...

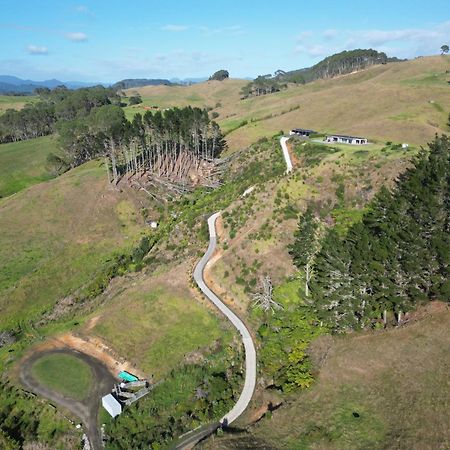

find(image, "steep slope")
[0,160,146,331]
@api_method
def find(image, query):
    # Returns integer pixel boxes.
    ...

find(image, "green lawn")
[31,353,93,401]
[0,135,61,197]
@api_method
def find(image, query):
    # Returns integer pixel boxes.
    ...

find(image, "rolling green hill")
[0,135,60,198]
[0,160,146,331]
[0,53,448,450]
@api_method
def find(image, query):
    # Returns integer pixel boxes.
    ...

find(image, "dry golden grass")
[203,303,450,450]
[129,56,450,151]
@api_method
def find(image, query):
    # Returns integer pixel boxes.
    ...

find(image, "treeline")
[291,135,449,332]
[0,85,118,144]
[58,105,224,184]
[240,75,287,99]
[280,49,403,84]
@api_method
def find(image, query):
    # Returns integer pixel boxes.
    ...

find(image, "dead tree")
[251,275,283,313]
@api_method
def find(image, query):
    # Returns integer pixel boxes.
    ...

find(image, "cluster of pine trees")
[0,86,118,144]
[57,104,224,185]
[291,135,449,331]
[0,85,225,185]
[240,75,287,99]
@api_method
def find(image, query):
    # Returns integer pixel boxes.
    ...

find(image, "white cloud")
[294,21,450,62]
[296,31,313,42]
[323,29,338,40]
[75,5,95,17]
[199,25,244,36]
[26,44,48,55]
[65,32,88,42]
[294,44,329,58]
[161,24,188,32]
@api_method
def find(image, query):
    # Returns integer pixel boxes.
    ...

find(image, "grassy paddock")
[31,353,93,400]
[127,56,450,151]
[0,95,38,115]
[0,135,61,197]
[0,160,146,331]
[92,283,230,379]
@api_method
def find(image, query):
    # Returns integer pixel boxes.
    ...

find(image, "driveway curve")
[193,212,257,426]
[20,348,115,450]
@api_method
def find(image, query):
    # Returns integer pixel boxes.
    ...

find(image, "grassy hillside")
[123,78,246,120]
[0,135,60,197]
[0,94,38,115]
[202,303,450,450]
[89,266,231,379]
[128,56,450,150]
[0,159,146,331]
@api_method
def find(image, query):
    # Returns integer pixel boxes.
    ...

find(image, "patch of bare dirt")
[21,331,144,380]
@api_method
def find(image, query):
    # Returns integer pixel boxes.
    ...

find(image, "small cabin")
[325,134,368,145]
[289,128,316,137]
[102,394,122,418]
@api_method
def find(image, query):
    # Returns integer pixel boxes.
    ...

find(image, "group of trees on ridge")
[209,69,229,81]
[240,75,287,99]
[290,135,449,331]
[0,85,118,144]
[280,49,403,85]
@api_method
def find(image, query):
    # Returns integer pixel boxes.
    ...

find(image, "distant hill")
[278,49,404,84]
[112,78,173,90]
[0,75,102,94]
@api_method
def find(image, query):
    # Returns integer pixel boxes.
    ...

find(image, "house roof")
[327,134,367,140]
[102,394,122,418]
[292,128,316,133]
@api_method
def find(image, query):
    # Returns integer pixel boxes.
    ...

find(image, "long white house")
[325,134,368,145]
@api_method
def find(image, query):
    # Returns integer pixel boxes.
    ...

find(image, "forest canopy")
[290,135,450,332]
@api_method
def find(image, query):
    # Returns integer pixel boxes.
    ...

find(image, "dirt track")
[20,348,115,450]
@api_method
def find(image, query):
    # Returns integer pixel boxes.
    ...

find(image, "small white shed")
[102,394,122,418]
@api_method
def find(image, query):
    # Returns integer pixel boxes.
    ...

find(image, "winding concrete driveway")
[193,212,257,426]
[280,136,293,173]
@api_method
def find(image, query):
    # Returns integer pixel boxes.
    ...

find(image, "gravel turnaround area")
[20,348,115,450]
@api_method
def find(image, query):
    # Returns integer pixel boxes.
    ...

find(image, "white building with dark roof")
[325,134,368,145]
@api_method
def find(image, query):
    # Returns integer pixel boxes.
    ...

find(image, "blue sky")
[1,0,449,82]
